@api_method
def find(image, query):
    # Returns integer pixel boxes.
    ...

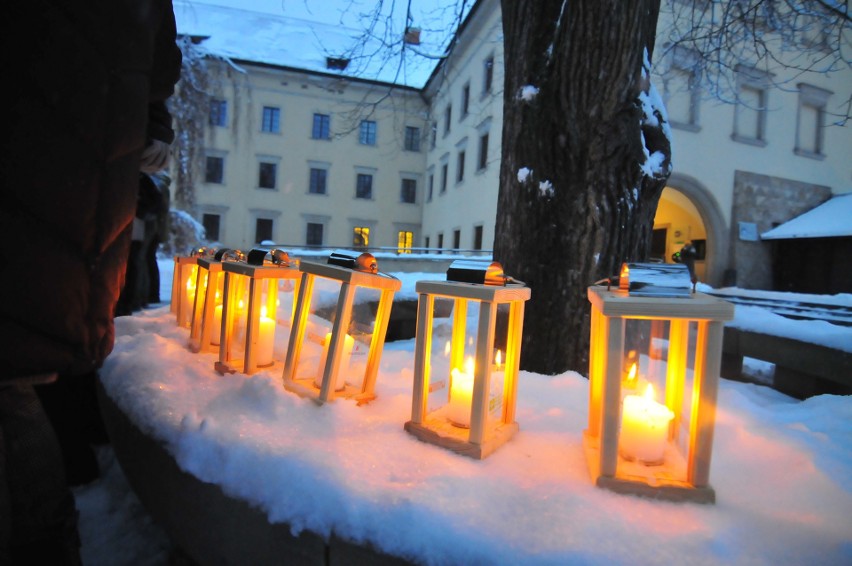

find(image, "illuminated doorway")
[653,187,709,282]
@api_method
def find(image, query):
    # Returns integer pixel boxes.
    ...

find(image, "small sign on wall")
[738,222,760,241]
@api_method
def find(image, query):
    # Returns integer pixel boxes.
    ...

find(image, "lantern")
[584,263,734,503]
[282,250,400,404]
[188,249,244,353]
[214,249,301,375]
[171,247,212,328]
[404,260,531,459]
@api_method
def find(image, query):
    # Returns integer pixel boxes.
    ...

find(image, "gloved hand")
[139,139,171,173]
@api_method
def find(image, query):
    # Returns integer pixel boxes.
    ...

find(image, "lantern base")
[283,378,376,405]
[582,431,715,504]
[404,419,518,460]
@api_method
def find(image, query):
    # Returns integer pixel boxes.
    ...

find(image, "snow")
[761,193,852,240]
[75,259,852,565]
[700,284,852,353]
[538,179,555,197]
[517,167,532,183]
[519,85,540,101]
[173,0,468,88]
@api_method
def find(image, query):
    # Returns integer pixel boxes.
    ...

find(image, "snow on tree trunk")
[495,0,671,375]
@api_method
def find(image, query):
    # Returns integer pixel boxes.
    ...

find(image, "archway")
[653,173,728,287]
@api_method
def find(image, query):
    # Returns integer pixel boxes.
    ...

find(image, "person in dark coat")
[0,1,182,562]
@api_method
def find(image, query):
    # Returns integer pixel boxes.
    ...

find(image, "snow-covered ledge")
[98,307,852,565]
[97,379,408,565]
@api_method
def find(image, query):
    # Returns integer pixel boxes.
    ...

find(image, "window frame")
[359,120,377,146]
[312,113,331,140]
[261,106,281,133]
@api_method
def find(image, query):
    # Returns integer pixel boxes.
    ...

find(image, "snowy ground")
[74,259,852,565]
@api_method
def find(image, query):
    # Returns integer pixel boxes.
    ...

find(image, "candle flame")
[643,383,656,401]
[625,362,638,387]
[260,305,268,318]
[444,341,451,357]
[495,349,502,367]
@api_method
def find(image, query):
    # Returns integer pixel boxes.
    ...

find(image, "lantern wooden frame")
[188,250,244,353]
[214,252,301,376]
[584,285,734,503]
[282,260,400,404]
[405,280,531,459]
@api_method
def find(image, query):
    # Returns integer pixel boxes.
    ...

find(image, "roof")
[761,193,852,240]
[173,1,464,89]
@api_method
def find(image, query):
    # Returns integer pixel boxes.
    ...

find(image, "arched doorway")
[653,174,728,287]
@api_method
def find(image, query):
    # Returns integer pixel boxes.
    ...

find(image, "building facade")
[179,0,851,289]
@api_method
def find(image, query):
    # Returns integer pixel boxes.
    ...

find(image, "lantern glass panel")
[617,317,701,477]
[424,299,508,430]
[176,261,199,327]
[291,277,378,391]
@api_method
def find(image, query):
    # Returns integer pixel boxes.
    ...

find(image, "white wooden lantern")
[405,260,531,459]
[584,263,734,503]
[188,249,244,353]
[214,249,301,375]
[282,251,400,404]
[171,247,212,328]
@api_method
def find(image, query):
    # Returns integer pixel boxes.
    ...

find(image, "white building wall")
[194,64,427,252]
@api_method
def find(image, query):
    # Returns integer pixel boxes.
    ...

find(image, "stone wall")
[728,171,831,289]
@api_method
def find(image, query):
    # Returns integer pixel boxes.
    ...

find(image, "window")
[443,105,452,135]
[477,132,489,170]
[430,121,438,149]
[461,83,470,119]
[353,226,370,247]
[401,178,417,204]
[397,231,413,254]
[258,162,277,189]
[427,173,434,202]
[209,99,227,127]
[440,163,448,193]
[452,229,461,250]
[356,173,373,199]
[795,83,831,158]
[312,113,330,139]
[404,126,421,151]
[732,66,769,146]
[473,225,483,250]
[483,55,494,95]
[306,222,323,246]
[456,150,466,183]
[664,47,701,130]
[202,213,221,241]
[261,106,280,133]
[205,156,224,184]
[424,236,430,249]
[255,218,273,244]
[309,168,328,194]
[437,232,444,252]
[359,120,377,145]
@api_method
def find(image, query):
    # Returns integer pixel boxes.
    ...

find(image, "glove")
[140,139,171,173]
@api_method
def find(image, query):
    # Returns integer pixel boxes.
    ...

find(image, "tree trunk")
[495,0,669,375]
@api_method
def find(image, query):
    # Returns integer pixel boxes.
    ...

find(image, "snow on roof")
[173,1,447,88]
[761,193,852,240]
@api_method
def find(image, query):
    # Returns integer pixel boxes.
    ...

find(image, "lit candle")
[447,357,475,427]
[620,384,674,465]
[256,306,276,366]
[314,332,354,391]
